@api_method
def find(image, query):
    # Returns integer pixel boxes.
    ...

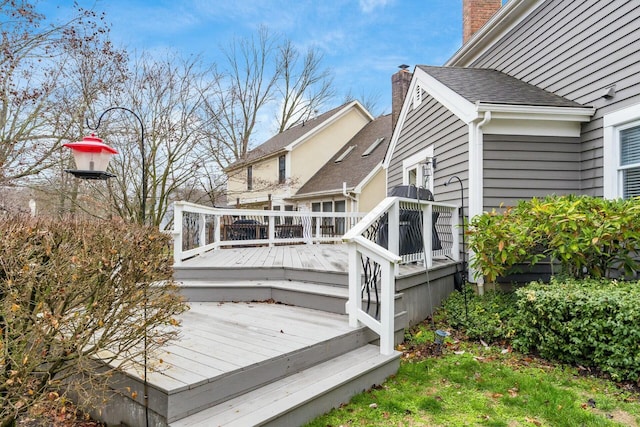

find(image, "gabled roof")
[225,101,371,171]
[383,65,595,169]
[294,114,392,197]
[418,66,583,108]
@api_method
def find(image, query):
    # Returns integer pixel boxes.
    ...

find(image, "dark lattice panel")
[361,256,381,319]
[433,206,454,258]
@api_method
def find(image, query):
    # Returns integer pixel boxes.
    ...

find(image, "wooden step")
[178,279,348,313]
[174,265,348,287]
[169,344,400,427]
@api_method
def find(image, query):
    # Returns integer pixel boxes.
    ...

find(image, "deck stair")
[98,254,404,426]
[152,278,403,426]
[171,344,398,427]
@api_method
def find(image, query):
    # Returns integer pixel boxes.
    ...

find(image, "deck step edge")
[169,344,400,427]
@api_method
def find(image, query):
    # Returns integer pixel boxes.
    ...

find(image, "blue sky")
[42,0,472,116]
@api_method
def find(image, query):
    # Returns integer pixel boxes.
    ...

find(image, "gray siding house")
[384,0,640,281]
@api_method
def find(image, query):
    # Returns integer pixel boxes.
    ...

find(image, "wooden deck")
[178,244,350,271]
[93,244,455,426]
[175,243,430,280]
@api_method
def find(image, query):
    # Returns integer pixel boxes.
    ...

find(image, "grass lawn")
[305,325,640,427]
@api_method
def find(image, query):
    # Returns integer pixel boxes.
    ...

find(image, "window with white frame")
[603,104,640,199]
[402,146,434,192]
[620,125,640,198]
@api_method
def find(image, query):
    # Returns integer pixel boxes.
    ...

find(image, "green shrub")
[439,287,519,343]
[512,277,640,381]
[468,195,640,281]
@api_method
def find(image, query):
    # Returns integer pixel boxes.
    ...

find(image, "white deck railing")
[342,196,458,355]
[172,201,365,265]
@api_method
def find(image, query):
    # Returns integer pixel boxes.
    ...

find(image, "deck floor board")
[117,300,355,396]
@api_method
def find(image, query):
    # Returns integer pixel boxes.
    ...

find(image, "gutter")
[343,182,359,213]
[468,111,492,295]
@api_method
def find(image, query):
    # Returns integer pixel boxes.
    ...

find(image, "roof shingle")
[295,114,392,196]
[225,102,354,170]
[418,66,584,108]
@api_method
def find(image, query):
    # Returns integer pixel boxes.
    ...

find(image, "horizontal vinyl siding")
[471,0,640,197]
[388,93,468,207]
[483,134,580,210]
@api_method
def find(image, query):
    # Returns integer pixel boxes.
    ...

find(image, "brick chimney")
[463,0,502,44]
[392,65,412,131]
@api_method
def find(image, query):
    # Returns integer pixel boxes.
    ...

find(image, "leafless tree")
[274,39,334,133]
[92,52,220,227]
[0,1,121,184]
[343,88,382,116]
[204,26,335,170]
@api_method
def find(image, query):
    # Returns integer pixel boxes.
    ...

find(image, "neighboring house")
[384,0,640,279]
[291,114,392,215]
[225,101,373,211]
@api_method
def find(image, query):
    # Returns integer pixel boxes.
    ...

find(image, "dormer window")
[362,137,385,157]
[335,145,355,163]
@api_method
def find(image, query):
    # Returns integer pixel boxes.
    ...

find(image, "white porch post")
[379,259,395,355]
[347,244,361,328]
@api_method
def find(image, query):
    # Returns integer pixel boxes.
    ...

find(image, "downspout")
[343,181,359,213]
[468,110,491,295]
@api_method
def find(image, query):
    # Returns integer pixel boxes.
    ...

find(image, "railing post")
[173,202,183,266]
[379,259,395,355]
[423,202,433,268]
[388,201,400,276]
[347,243,361,328]
[213,214,221,249]
[451,206,460,262]
[268,212,275,247]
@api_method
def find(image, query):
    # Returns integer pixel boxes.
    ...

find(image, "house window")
[604,104,640,199]
[278,155,286,184]
[402,146,434,192]
[247,165,253,190]
[620,125,640,198]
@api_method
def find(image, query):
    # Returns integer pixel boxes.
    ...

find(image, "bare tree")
[343,88,382,116]
[274,40,334,133]
[204,26,335,170]
[93,52,219,227]
[0,1,120,184]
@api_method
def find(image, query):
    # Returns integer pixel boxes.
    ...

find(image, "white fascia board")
[383,67,477,169]
[477,103,595,137]
[415,67,478,123]
[284,100,373,152]
[447,0,544,67]
[289,189,344,199]
[476,103,595,122]
[354,162,382,194]
[237,195,271,204]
